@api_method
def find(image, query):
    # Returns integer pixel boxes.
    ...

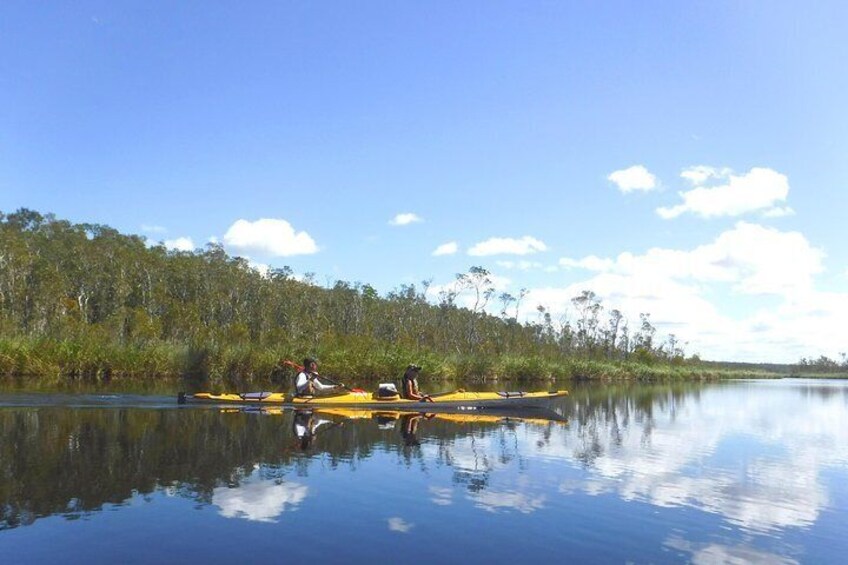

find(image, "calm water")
[2,379,847,564]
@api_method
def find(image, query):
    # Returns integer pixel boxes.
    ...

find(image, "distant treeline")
[0,209,775,382]
[793,355,848,375]
[697,361,794,374]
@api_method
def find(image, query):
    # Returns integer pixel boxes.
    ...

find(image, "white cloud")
[657,167,790,219]
[432,241,458,256]
[468,236,547,256]
[712,224,823,296]
[141,224,166,234]
[387,517,414,532]
[213,480,308,523]
[495,260,545,271]
[389,212,423,226]
[487,274,512,291]
[745,291,848,362]
[543,222,830,361]
[679,165,731,186]
[244,259,270,278]
[559,255,614,272]
[763,206,795,218]
[164,237,194,252]
[608,165,658,193]
[566,223,823,297]
[223,218,318,257]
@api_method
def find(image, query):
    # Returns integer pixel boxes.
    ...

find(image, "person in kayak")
[296,358,344,397]
[401,364,433,402]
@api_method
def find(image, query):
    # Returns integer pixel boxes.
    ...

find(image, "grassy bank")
[0,336,781,385]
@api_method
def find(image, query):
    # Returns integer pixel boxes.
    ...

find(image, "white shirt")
[296,371,335,395]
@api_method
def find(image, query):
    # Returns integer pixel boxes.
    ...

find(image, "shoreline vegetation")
[1,209,844,385]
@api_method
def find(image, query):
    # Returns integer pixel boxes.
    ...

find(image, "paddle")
[280,359,366,393]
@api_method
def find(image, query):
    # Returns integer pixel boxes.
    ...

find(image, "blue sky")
[2,1,847,362]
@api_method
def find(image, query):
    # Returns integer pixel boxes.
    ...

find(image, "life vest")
[401,374,419,399]
[295,371,314,396]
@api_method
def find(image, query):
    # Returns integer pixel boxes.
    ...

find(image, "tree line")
[0,209,756,382]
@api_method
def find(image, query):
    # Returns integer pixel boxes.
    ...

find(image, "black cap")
[303,357,316,368]
[407,363,421,371]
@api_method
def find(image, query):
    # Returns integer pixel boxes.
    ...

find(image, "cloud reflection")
[388,517,414,532]
[549,384,848,533]
[470,490,546,514]
[664,534,799,564]
[429,486,454,506]
[213,479,308,523]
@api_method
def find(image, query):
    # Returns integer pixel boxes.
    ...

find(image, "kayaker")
[296,358,343,396]
[401,364,432,402]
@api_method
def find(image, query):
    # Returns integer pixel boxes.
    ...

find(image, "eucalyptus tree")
[455,266,496,353]
[603,309,624,359]
[571,290,602,355]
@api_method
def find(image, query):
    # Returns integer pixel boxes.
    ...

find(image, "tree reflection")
[5,381,845,536]
[562,382,705,463]
[3,383,706,530]
[0,405,568,529]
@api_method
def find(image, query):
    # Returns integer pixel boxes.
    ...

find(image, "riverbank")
[0,336,783,384]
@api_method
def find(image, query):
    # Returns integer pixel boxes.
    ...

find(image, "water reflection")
[213,476,308,522]
[291,410,338,451]
[0,403,568,530]
[1,380,847,563]
[562,381,848,534]
[471,488,546,514]
[387,516,414,533]
[400,413,425,448]
[428,486,454,506]
[664,534,800,565]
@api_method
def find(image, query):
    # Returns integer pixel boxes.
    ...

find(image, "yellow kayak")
[179,389,568,412]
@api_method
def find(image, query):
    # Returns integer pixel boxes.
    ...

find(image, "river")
[1,379,847,563]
